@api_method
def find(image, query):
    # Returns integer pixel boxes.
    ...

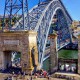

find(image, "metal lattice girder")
[3,0,29,30]
[34,0,72,68]
[11,3,48,30]
[7,0,72,68]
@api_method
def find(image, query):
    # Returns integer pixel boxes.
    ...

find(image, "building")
[71,21,80,44]
[0,15,21,31]
[72,20,80,33]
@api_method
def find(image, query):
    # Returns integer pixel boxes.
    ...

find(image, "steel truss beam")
[3,0,29,30]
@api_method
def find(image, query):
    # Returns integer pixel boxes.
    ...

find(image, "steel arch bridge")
[3,0,72,68]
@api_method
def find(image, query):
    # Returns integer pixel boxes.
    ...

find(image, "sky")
[0,0,80,21]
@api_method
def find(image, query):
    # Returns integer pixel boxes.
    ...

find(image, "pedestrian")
[43,70,48,78]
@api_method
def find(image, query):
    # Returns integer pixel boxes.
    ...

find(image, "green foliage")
[14,53,21,60]
[43,57,50,72]
[58,49,78,59]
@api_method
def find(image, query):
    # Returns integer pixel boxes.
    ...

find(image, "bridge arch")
[35,1,72,68]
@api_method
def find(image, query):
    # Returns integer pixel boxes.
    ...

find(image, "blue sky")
[0,0,80,21]
[62,0,80,21]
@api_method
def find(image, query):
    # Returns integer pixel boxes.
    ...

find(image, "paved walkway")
[0,72,80,80]
[52,72,80,80]
[12,77,66,80]
[0,73,66,80]
[0,73,11,80]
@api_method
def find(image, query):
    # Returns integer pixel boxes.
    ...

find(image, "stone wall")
[0,31,38,74]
